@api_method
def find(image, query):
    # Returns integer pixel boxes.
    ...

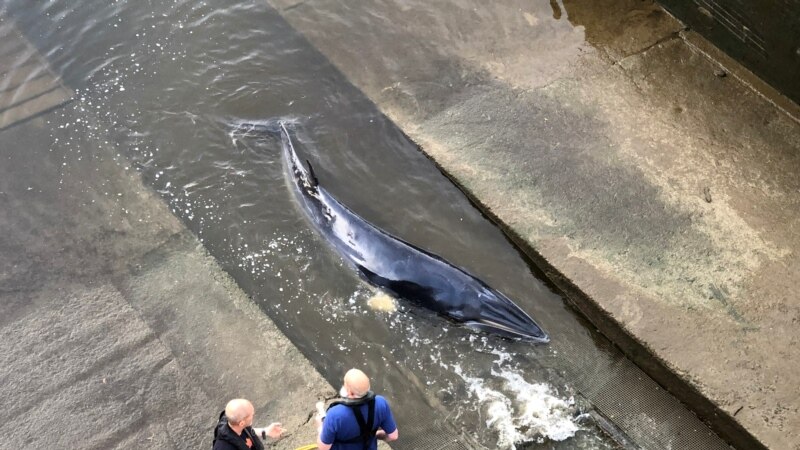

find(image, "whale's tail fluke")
[228,117,304,150]
[231,116,302,135]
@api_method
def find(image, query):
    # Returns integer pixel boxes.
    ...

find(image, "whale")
[280,123,549,343]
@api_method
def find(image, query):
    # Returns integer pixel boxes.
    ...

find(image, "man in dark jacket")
[213,398,284,450]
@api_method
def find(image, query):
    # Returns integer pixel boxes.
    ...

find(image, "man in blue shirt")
[316,369,399,450]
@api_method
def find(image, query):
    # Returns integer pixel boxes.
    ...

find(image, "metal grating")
[553,334,732,450]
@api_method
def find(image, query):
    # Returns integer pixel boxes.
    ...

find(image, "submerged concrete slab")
[0,93,330,448]
[268,0,800,448]
[0,21,72,130]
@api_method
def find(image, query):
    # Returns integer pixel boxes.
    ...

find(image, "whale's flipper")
[357,265,440,307]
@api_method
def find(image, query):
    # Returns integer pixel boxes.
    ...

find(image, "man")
[213,398,285,450]
[316,369,399,450]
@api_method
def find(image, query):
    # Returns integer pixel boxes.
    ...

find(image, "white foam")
[455,366,579,449]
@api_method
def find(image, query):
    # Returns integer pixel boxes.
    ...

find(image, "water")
[2,0,697,448]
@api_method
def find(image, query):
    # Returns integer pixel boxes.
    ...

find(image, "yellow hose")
[294,445,318,450]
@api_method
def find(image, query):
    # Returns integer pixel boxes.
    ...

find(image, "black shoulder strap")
[366,398,375,447]
[350,398,376,450]
[334,397,377,449]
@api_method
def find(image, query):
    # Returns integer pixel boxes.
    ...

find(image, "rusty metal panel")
[658,0,800,105]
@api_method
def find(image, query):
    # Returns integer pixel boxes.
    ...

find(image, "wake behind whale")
[279,123,548,343]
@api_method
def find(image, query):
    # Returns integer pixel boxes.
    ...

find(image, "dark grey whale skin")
[280,123,549,343]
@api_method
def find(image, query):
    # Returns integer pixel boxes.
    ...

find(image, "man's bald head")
[225,399,254,426]
[343,369,371,398]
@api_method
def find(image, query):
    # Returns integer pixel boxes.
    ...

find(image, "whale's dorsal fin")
[305,159,319,187]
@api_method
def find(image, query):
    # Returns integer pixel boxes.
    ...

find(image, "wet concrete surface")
[0,90,330,448]
[267,0,800,448]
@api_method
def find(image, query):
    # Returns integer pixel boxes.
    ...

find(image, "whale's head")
[463,285,549,343]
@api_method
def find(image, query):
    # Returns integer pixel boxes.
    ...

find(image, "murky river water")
[3,0,709,448]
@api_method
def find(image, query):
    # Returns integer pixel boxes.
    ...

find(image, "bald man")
[213,398,284,450]
[315,369,399,450]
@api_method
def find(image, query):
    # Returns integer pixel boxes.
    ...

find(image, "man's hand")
[254,423,285,440]
[376,428,399,443]
[266,423,285,439]
[314,401,326,433]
